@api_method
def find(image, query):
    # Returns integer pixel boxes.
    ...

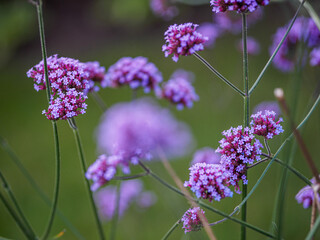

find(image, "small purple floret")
[296,178,319,209]
[310,47,320,66]
[181,207,205,234]
[210,0,269,14]
[84,61,107,94]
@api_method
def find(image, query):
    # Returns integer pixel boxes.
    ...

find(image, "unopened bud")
[274,88,284,100]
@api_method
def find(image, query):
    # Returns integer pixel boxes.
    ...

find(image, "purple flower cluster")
[97,98,193,166]
[210,0,269,14]
[150,0,178,21]
[84,61,107,93]
[95,180,157,221]
[184,163,233,202]
[250,110,284,139]
[197,23,221,48]
[191,147,221,165]
[162,23,208,62]
[310,47,320,66]
[86,154,127,191]
[105,56,162,93]
[237,36,260,55]
[181,207,205,233]
[216,126,263,192]
[158,70,199,110]
[296,178,319,209]
[253,101,281,117]
[270,17,320,72]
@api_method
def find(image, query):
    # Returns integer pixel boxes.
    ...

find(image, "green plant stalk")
[300,0,320,31]
[161,220,181,240]
[0,192,32,239]
[249,0,306,94]
[110,182,121,240]
[193,53,245,96]
[0,171,36,239]
[70,119,105,240]
[0,136,85,240]
[241,13,249,240]
[305,215,320,240]
[91,92,107,112]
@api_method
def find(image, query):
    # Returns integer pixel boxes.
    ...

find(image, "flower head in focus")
[162,23,208,62]
[210,0,269,14]
[181,207,205,233]
[84,61,107,94]
[191,147,221,165]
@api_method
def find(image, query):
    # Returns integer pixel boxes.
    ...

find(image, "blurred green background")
[0,0,320,239]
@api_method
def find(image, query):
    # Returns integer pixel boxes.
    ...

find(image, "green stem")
[0,136,85,240]
[241,13,249,240]
[301,0,320,31]
[0,192,32,239]
[0,171,37,239]
[91,92,107,112]
[70,119,105,240]
[306,215,320,240]
[41,121,61,240]
[161,220,181,240]
[110,182,121,240]
[249,0,306,94]
[112,172,149,181]
[193,53,245,97]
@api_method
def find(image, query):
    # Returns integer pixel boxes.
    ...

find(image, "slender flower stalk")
[193,53,245,96]
[110,182,121,240]
[69,119,105,240]
[306,215,320,240]
[112,172,149,181]
[161,220,181,240]
[91,91,107,112]
[0,171,37,239]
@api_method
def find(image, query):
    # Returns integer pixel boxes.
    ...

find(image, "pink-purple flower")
[191,147,221,165]
[158,69,199,110]
[197,23,221,48]
[296,178,319,209]
[210,0,269,14]
[150,0,178,21]
[310,47,320,66]
[216,126,263,192]
[162,23,208,62]
[184,163,233,202]
[181,207,205,233]
[84,61,107,93]
[237,36,260,55]
[253,101,281,117]
[105,56,162,93]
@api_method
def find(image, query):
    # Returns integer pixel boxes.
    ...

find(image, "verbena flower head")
[158,69,199,110]
[86,154,127,191]
[253,101,281,117]
[150,0,178,21]
[296,178,319,209]
[181,207,205,233]
[162,23,208,62]
[84,61,107,93]
[191,147,221,165]
[95,180,156,221]
[216,126,263,192]
[197,23,221,48]
[105,56,162,93]
[250,110,284,139]
[97,98,193,165]
[210,0,269,14]
[310,47,320,66]
[237,36,260,55]
[184,163,233,201]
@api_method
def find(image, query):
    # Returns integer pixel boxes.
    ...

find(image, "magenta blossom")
[84,61,107,94]
[210,0,269,14]
[181,207,205,233]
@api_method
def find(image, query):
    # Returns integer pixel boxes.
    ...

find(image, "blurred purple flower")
[190,147,221,165]
[84,61,107,94]
[105,57,162,93]
[97,98,193,166]
[310,47,320,66]
[197,23,221,48]
[253,101,281,116]
[158,69,199,110]
[237,36,260,55]
[150,0,178,21]
[181,207,205,233]
[162,23,208,62]
[296,178,319,209]
[210,0,269,14]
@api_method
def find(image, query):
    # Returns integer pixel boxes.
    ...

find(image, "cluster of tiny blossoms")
[250,110,284,139]
[184,163,233,201]
[216,126,263,192]
[158,69,199,110]
[105,56,162,93]
[181,207,205,233]
[211,0,269,14]
[84,61,107,93]
[162,23,208,62]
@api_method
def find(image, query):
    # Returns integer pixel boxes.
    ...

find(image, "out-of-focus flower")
[250,110,284,139]
[190,147,221,165]
[105,57,162,93]
[184,163,233,201]
[197,23,221,48]
[158,69,199,110]
[253,101,281,117]
[181,207,205,233]
[310,47,320,66]
[296,178,319,209]
[150,0,178,21]
[216,126,263,192]
[237,36,260,55]
[95,180,156,221]
[97,98,193,166]
[210,0,269,14]
[84,61,107,94]
[162,23,208,62]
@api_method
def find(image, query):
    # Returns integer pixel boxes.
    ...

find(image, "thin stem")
[311,194,317,230]
[209,208,239,227]
[241,13,249,240]
[264,139,271,156]
[247,158,269,169]
[193,52,245,97]
[249,0,306,94]
[306,215,320,240]
[91,92,107,112]
[161,220,181,240]
[110,182,120,240]
[0,171,36,239]
[0,192,32,239]
[70,119,105,240]
[0,136,85,240]
[112,172,149,181]
[301,0,320,31]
